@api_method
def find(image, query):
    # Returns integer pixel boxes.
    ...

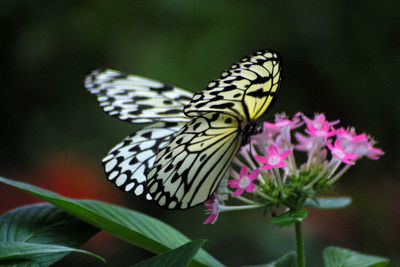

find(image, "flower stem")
[295,221,305,267]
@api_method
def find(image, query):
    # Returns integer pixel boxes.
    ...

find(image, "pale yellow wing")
[146,112,242,209]
[184,50,281,121]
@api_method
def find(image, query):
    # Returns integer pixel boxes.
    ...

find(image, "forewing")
[102,122,184,200]
[184,50,281,121]
[85,69,193,123]
[146,112,242,209]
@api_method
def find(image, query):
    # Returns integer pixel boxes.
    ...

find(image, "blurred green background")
[1,1,399,266]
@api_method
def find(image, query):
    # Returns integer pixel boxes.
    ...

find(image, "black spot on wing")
[176,95,192,101]
[132,96,150,101]
[129,157,139,164]
[252,75,271,84]
[165,164,173,172]
[247,88,271,98]
[193,122,202,130]
[209,102,235,109]
[150,84,173,94]
[142,131,152,139]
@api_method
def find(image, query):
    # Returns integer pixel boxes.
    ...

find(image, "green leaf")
[323,246,389,267]
[269,210,308,226]
[132,240,206,267]
[0,242,105,266]
[0,203,103,266]
[304,197,352,209]
[0,176,223,267]
[243,251,296,267]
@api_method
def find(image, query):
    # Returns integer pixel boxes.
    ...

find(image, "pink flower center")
[268,155,280,166]
[334,148,345,159]
[239,176,250,188]
[315,129,326,137]
[314,122,323,129]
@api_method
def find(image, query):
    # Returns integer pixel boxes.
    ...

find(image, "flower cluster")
[204,113,384,224]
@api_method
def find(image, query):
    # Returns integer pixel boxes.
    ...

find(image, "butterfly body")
[86,49,282,210]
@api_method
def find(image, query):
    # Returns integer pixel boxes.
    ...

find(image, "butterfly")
[85,49,282,209]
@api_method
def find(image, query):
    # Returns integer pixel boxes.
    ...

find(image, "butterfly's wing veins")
[184,50,281,121]
[102,122,185,199]
[85,69,193,123]
[146,112,242,209]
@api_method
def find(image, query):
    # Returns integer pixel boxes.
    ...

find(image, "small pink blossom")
[352,138,384,160]
[336,127,368,143]
[335,128,384,160]
[304,113,339,128]
[294,132,315,152]
[227,166,259,196]
[264,112,303,131]
[304,114,337,139]
[327,139,359,164]
[203,194,219,224]
[254,144,291,170]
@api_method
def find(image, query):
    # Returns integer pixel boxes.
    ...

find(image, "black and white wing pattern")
[85,69,193,123]
[87,49,282,210]
[85,69,193,199]
[184,50,281,121]
[146,49,282,209]
[146,112,242,209]
[102,122,184,200]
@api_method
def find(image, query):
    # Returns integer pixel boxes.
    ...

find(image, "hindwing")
[102,122,184,199]
[146,112,243,209]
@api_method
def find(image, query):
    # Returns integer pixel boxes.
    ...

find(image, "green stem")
[295,221,305,267]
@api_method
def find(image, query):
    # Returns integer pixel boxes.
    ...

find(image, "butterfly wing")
[102,121,184,200]
[85,69,194,199]
[85,69,193,123]
[146,112,242,209]
[87,49,282,209]
[184,50,281,121]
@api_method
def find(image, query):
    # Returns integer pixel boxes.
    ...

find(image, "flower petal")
[248,168,260,181]
[233,188,245,196]
[268,144,279,155]
[279,149,291,160]
[240,166,248,178]
[275,161,287,168]
[254,155,268,164]
[261,164,274,170]
[203,213,218,224]
[227,179,239,188]
[245,183,255,193]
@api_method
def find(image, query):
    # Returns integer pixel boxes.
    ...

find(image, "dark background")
[1,1,399,266]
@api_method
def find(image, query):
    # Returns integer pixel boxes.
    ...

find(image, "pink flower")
[227,166,259,196]
[327,139,359,164]
[335,127,384,160]
[353,138,384,160]
[304,114,337,139]
[264,112,303,131]
[254,144,291,170]
[336,127,368,143]
[203,194,219,224]
[304,113,339,128]
[294,132,315,152]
